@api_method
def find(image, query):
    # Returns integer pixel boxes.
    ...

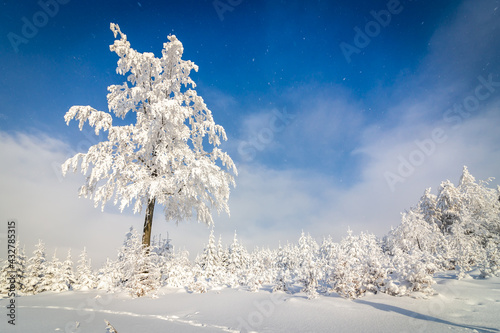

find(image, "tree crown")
[62,23,237,225]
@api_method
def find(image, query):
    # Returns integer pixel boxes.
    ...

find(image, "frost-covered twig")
[105,319,118,333]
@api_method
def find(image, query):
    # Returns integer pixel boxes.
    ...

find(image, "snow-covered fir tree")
[0,260,11,296]
[217,235,228,268]
[419,188,440,226]
[226,231,249,287]
[326,230,392,299]
[457,167,500,242]
[1,241,27,295]
[296,232,321,298]
[45,250,63,291]
[273,242,295,293]
[24,240,48,294]
[386,209,447,260]
[319,236,339,294]
[194,228,223,288]
[163,249,193,288]
[14,242,27,294]
[245,247,275,292]
[436,180,463,233]
[44,249,75,292]
[126,249,162,298]
[115,227,161,297]
[389,247,437,295]
[62,23,237,248]
[75,247,96,290]
[151,234,173,259]
[96,258,120,292]
[330,230,365,299]
[54,250,76,292]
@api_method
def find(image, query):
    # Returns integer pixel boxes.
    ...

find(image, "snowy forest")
[2,166,499,300]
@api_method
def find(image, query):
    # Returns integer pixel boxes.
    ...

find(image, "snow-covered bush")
[389,248,437,296]
[330,231,390,299]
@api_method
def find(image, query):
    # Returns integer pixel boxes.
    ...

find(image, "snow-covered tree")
[330,230,390,299]
[24,240,48,294]
[45,249,74,292]
[14,243,27,293]
[389,248,437,295]
[1,241,27,295]
[245,247,275,292]
[96,258,120,292]
[296,232,321,298]
[194,228,225,289]
[273,242,297,293]
[386,209,446,259]
[458,167,500,241]
[62,23,237,247]
[217,235,228,267]
[115,227,161,297]
[0,260,11,296]
[163,249,193,288]
[226,231,248,286]
[319,236,339,293]
[330,230,364,299]
[436,180,462,233]
[45,250,63,291]
[480,239,500,278]
[419,188,439,226]
[75,247,96,290]
[151,234,173,259]
[127,250,162,298]
[60,250,76,291]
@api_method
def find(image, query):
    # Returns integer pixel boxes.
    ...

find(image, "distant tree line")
[1,167,499,299]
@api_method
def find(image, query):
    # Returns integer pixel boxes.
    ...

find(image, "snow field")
[1,270,499,333]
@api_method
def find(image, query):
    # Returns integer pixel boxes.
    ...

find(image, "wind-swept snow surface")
[1,270,499,332]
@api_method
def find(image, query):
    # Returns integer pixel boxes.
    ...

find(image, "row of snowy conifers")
[1,166,499,299]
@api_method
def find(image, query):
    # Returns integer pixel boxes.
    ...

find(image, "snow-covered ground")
[1,270,499,333]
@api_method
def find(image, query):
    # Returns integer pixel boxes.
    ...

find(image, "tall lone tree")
[62,23,237,247]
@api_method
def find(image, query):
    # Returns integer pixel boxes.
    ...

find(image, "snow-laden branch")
[64,106,113,135]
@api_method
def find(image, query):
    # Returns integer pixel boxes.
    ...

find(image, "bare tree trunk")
[142,197,156,248]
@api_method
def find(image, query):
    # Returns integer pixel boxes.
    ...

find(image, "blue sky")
[1,0,500,264]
